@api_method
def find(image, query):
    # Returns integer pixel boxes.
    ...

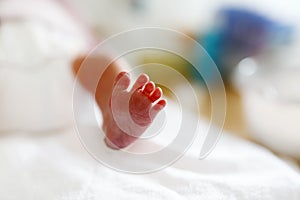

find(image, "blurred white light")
[238,58,258,76]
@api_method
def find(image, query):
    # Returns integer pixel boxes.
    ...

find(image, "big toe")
[131,74,149,92]
[114,72,130,91]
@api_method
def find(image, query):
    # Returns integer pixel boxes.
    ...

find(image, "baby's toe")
[114,71,128,84]
[131,74,149,92]
[149,87,162,102]
[114,72,130,91]
[142,81,155,96]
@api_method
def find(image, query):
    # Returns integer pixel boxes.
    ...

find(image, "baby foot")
[104,72,167,149]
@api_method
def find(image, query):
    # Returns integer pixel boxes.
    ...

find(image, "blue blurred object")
[194,8,293,84]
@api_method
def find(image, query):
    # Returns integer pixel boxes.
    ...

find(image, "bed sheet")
[0,118,299,200]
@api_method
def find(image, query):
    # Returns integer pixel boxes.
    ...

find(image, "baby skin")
[73,55,166,149]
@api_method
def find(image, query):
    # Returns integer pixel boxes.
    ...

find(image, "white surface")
[0,20,75,131]
[0,122,299,200]
[0,0,90,131]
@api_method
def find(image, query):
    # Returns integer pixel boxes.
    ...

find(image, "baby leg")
[73,55,166,149]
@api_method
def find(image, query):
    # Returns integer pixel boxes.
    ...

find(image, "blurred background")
[1,1,300,198]
[1,0,300,163]
[67,0,300,161]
